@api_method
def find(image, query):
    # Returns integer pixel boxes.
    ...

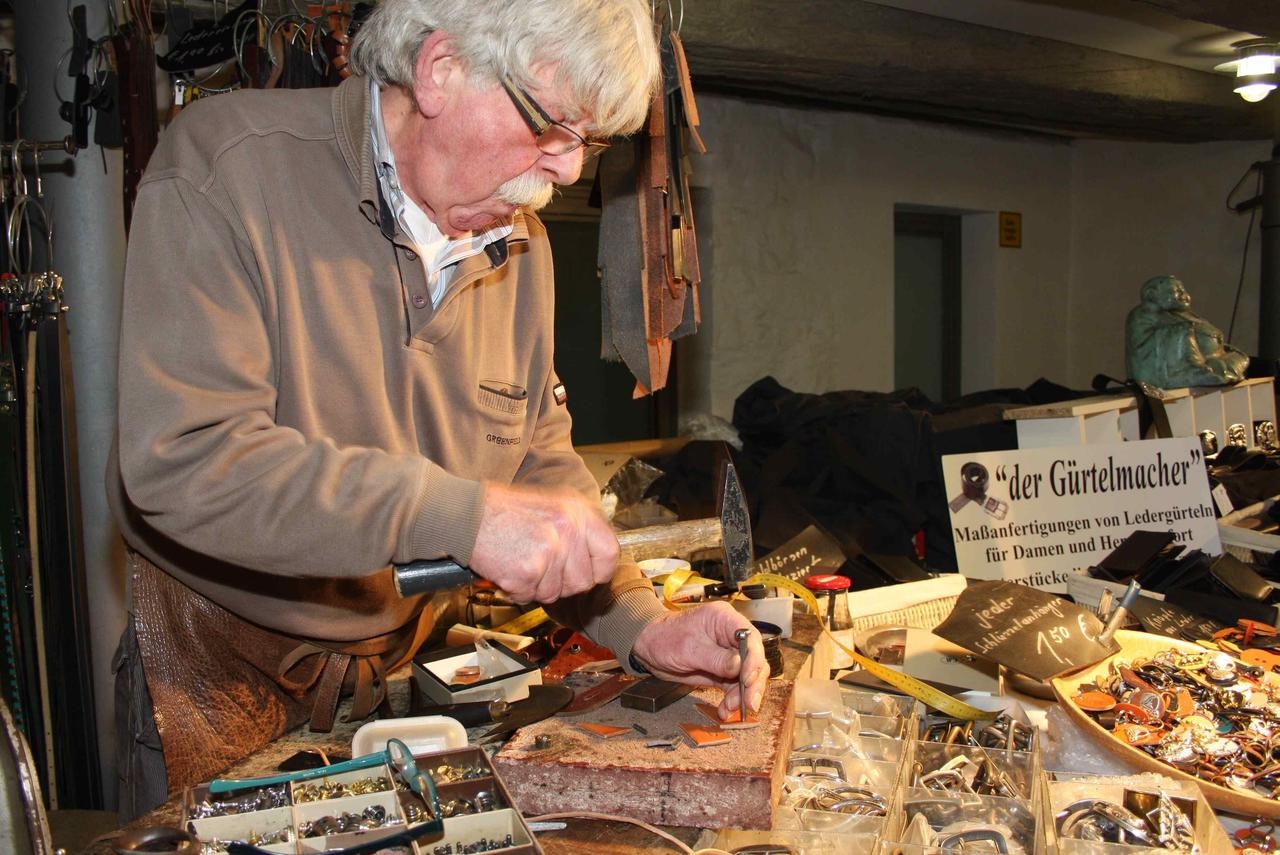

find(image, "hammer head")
[718,460,753,587]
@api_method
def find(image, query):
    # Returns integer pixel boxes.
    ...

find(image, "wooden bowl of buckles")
[1050,628,1280,818]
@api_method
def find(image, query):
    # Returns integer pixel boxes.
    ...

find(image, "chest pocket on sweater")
[477,381,528,450]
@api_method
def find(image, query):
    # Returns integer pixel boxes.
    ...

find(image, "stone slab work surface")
[494,680,795,830]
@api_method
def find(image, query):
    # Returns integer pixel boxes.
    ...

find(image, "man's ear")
[412,30,460,118]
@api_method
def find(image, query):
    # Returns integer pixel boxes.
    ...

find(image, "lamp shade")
[1216,39,1280,103]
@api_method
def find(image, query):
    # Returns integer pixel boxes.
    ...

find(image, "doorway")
[894,210,962,402]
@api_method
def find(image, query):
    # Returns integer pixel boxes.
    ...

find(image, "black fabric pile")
[648,376,1095,581]
[645,375,1280,588]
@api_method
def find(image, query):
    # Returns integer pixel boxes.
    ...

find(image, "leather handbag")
[129,552,437,793]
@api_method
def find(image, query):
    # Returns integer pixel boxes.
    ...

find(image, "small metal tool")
[1098,580,1141,646]
[735,627,751,722]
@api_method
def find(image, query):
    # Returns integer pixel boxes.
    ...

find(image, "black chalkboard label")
[933,580,1117,681]
[1126,596,1226,641]
[751,525,846,584]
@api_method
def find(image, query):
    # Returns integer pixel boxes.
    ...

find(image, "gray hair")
[348,0,659,138]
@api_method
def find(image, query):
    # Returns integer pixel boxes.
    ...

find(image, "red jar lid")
[804,574,851,592]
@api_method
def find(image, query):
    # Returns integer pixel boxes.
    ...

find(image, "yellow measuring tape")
[492,607,551,636]
[743,572,993,721]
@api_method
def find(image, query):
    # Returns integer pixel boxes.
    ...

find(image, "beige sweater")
[109,76,664,655]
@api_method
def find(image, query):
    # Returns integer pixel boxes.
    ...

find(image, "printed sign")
[933,580,1116,681]
[942,437,1219,592]
[998,211,1022,248]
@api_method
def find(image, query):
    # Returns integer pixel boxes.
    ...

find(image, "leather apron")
[129,551,433,792]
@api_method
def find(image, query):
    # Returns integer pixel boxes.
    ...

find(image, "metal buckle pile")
[920,713,1035,753]
[297,804,403,838]
[902,797,1035,855]
[439,789,500,817]
[913,754,1024,800]
[1055,791,1196,851]
[199,827,293,853]
[0,271,64,320]
[1069,649,1280,797]
[784,752,890,819]
[429,761,490,784]
[429,835,516,854]
[1234,820,1277,852]
[190,784,290,819]
[293,776,392,802]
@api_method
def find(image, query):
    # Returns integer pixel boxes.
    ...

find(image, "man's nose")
[541,148,584,186]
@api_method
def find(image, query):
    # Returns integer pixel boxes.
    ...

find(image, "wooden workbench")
[86,614,821,854]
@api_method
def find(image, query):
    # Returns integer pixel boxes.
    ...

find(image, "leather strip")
[307,652,351,732]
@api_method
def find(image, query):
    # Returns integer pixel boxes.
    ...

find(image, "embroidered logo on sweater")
[552,383,567,406]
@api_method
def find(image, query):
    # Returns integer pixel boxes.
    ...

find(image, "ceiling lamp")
[1215,38,1280,103]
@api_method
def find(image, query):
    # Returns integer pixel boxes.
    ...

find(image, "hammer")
[393,462,752,597]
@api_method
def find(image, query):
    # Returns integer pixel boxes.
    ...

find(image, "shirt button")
[404,249,418,261]
[412,294,428,309]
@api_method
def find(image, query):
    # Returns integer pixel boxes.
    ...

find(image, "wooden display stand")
[1005,393,1140,449]
[1005,377,1276,449]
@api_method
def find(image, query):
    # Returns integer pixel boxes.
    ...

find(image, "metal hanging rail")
[0,139,77,156]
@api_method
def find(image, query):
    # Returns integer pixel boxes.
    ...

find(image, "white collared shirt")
[370,82,514,308]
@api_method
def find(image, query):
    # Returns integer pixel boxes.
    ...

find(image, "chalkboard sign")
[1126,596,1226,641]
[751,525,846,585]
[933,580,1117,682]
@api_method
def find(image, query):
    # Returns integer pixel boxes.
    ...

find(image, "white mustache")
[496,170,555,210]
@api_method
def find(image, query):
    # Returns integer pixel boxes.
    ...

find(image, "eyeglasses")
[498,73,609,161]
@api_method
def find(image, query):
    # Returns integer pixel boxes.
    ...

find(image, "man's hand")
[468,483,619,604]
[630,602,768,721]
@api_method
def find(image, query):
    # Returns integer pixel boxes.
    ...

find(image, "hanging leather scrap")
[597,21,703,397]
[110,20,160,229]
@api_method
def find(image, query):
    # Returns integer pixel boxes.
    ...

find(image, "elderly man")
[109,0,764,819]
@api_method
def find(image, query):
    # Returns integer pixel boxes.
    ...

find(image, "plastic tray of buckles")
[1043,771,1230,855]
[881,788,1042,855]
[186,804,296,853]
[709,684,911,854]
[715,824,884,855]
[838,685,917,723]
[794,716,907,766]
[721,767,901,855]
[918,710,1039,756]
[289,763,409,852]
[910,740,1038,802]
[184,782,298,853]
[782,746,901,838]
[407,745,541,855]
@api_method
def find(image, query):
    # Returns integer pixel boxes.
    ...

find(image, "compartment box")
[188,806,295,853]
[886,788,1040,855]
[911,741,1038,801]
[1045,771,1231,855]
[294,790,405,854]
[438,808,536,855]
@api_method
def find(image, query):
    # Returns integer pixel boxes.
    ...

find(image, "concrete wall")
[1068,140,1270,382]
[680,93,1270,420]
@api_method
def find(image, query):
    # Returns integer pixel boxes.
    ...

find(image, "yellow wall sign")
[999,211,1022,248]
